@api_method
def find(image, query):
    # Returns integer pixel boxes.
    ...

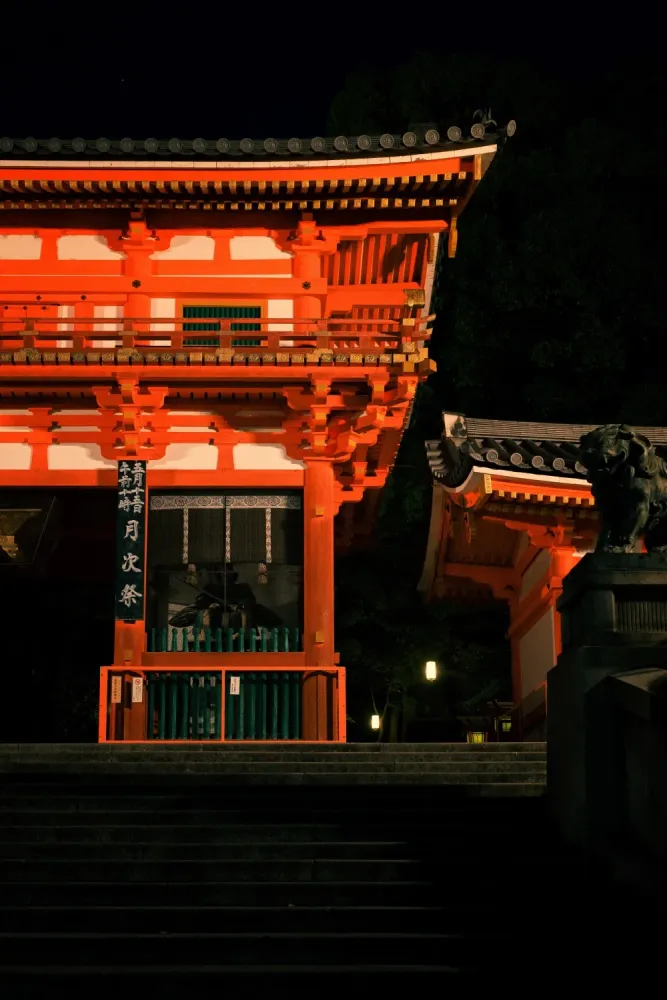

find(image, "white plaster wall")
[267,298,294,342]
[51,409,100,416]
[232,443,305,470]
[148,444,219,470]
[0,444,32,469]
[229,236,291,260]
[151,235,215,260]
[0,235,42,259]
[93,304,122,346]
[57,235,124,260]
[150,297,176,333]
[520,548,552,598]
[519,605,557,700]
[47,444,116,470]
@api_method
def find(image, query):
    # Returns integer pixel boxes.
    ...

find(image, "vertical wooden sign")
[115,460,147,621]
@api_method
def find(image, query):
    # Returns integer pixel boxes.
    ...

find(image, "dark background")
[1,19,663,739]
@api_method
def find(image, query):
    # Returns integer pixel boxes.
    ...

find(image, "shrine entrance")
[0,489,115,742]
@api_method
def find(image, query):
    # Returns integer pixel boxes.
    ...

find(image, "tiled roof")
[426,414,667,487]
[0,121,515,162]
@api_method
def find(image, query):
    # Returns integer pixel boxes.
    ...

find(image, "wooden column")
[302,459,336,740]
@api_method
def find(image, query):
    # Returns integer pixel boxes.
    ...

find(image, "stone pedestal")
[547,553,667,846]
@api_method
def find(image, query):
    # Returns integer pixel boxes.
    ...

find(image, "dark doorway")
[0,489,115,743]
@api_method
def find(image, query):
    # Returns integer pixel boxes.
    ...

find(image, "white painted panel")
[229,236,291,260]
[151,235,215,260]
[267,298,294,334]
[519,606,556,699]
[93,304,122,346]
[151,297,176,333]
[232,443,305,471]
[0,444,32,469]
[51,409,100,415]
[520,548,552,598]
[57,305,74,346]
[148,444,219,470]
[0,235,42,259]
[47,444,116,470]
[57,235,124,260]
[0,409,32,415]
[0,426,31,432]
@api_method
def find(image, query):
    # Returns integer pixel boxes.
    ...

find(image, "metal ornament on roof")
[120,137,135,153]
[168,138,183,154]
[333,136,348,151]
[239,138,254,153]
[446,126,462,142]
[96,138,111,153]
[47,137,62,153]
[24,137,38,152]
[193,138,207,153]
[402,131,417,147]
[287,138,302,153]
[144,138,159,153]
[379,133,394,148]
[263,138,278,153]
[357,134,372,150]
[310,136,325,152]
[216,138,230,153]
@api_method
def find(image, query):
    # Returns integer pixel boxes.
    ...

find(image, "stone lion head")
[579,423,654,478]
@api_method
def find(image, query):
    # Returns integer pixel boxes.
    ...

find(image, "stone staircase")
[0,742,644,988]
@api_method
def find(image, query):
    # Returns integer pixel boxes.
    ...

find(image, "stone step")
[0,765,546,784]
[0,840,573,863]
[0,904,460,934]
[0,754,546,768]
[0,742,546,754]
[0,855,576,885]
[0,841,414,861]
[0,822,561,845]
[0,930,509,968]
[0,965,467,986]
[0,799,545,828]
[0,880,436,907]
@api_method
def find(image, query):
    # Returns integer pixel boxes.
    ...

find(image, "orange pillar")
[302,459,336,740]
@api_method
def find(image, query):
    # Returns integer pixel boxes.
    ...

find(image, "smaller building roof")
[426,413,667,488]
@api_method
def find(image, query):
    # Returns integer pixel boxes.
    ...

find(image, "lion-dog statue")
[579,424,667,553]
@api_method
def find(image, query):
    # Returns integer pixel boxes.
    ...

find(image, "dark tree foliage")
[331,50,665,737]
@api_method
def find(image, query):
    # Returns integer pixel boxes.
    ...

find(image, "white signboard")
[131,677,143,703]
[229,676,241,696]
[111,676,122,705]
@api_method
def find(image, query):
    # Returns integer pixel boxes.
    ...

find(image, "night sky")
[0,16,654,140]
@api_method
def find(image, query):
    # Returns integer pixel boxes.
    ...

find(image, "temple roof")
[0,122,515,163]
[426,414,667,487]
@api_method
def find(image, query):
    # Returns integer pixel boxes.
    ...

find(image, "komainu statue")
[579,424,667,553]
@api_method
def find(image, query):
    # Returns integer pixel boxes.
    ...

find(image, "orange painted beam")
[0,158,469,185]
[0,364,397,383]
[0,469,304,488]
[0,275,326,296]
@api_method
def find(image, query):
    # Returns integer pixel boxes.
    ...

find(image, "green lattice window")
[182,305,262,346]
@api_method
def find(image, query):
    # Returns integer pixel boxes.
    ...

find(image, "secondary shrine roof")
[0,121,515,163]
[426,414,667,487]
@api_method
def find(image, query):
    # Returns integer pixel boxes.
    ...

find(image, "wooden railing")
[0,315,433,355]
[99,664,346,743]
[148,625,301,654]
